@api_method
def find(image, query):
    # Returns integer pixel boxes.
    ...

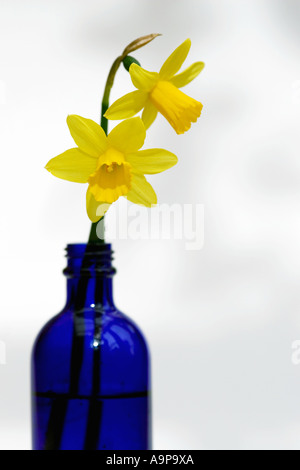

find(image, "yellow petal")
[129,64,159,91]
[86,190,110,223]
[170,62,205,88]
[142,100,158,129]
[107,118,146,153]
[126,149,178,174]
[159,39,191,80]
[104,90,148,120]
[126,173,157,207]
[66,115,107,158]
[45,148,97,183]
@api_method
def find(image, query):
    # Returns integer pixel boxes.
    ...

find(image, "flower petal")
[104,90,148,120]
[129,64,159,91]
[86,190,111,223]
[66,115,107,157]
[107,117,146,153]
[126,173,157,207]
[45,148,97,183]
[142,100,158,129]
[126,149,178,174]
[170,62,205,88]
[159,39,191,80]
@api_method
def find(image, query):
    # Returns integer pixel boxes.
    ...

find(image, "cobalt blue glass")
[31,243,151,450]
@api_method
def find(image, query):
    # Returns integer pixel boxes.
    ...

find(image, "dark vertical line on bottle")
[44,271,90,449]
[83,398,103,450]
[43,396,69,450]
[69,275,90,394]
[83,281,103,450]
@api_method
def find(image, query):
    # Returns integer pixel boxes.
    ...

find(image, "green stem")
[86,34,160,245]
[87,56,124,245]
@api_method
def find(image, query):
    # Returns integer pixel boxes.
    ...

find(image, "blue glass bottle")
[31,243,151,450]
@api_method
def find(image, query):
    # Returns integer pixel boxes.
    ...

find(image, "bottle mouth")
[63,243,116,277]
[65,243,113,257]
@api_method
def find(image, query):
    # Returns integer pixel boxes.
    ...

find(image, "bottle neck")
[63,243,116,311]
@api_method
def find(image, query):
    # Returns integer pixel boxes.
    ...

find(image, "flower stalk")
[87,34,161,244]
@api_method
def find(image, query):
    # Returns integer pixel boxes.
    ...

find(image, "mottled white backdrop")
[0,0,300,450]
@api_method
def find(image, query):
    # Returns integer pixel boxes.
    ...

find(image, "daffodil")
[45,115,178,222]
[104,39,204,135]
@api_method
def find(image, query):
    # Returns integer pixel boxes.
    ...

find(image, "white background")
[1,0,300,450]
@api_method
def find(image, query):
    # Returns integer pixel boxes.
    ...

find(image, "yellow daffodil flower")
[104,39,204,135]
[45,115,178,222]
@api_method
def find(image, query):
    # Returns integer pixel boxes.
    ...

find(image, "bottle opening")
[63,243,116,278]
